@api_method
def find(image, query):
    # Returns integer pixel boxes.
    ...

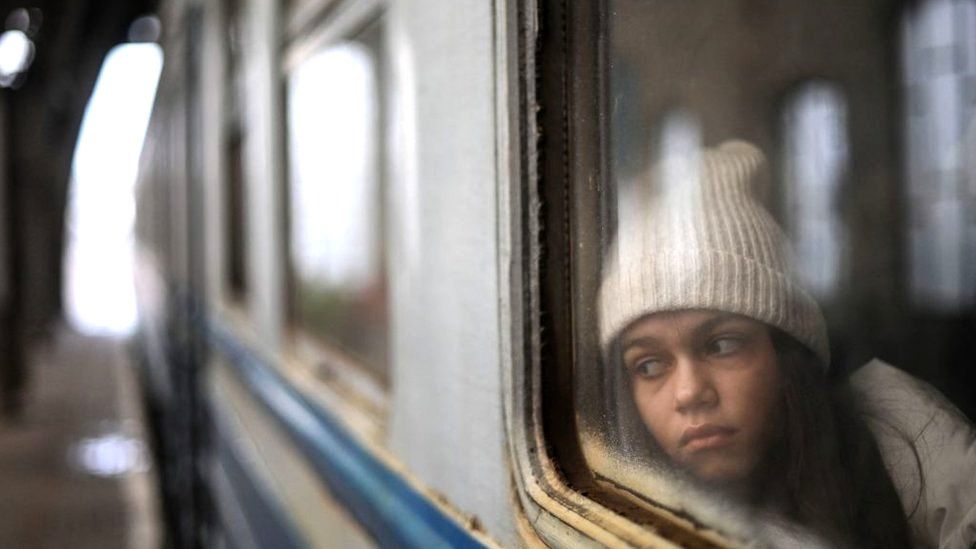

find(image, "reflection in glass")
[902,0,976,310]
[616,109,702,255]
[286,31,387,378]
[653,110,703,209]
[781,83,848,300]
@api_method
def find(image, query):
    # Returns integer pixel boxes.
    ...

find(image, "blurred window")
[285,19,388,382]
[223,0,247,301]
[225,129,247,299]
[901,0,976,311]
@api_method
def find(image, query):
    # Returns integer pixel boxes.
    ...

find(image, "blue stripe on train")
[212,407,307,549]
[208,323,485,549]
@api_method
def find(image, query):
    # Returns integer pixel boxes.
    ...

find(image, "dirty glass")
[581,0,976,546]
[285,20,387,381]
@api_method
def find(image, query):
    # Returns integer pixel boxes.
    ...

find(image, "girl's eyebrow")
[621,313,751,354]
[690,313,744,339]
[621,335,663,355]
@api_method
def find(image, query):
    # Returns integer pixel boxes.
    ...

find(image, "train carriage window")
[223,0,248,302]
[284,18,388,383]
[225,128,247,300]
[551,0,976,546]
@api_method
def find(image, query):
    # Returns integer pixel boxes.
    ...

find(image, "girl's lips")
[679,424,737,451]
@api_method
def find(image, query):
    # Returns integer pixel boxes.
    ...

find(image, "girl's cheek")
[634,387,673,441]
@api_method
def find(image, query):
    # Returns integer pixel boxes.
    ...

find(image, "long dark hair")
[768,328,913,548]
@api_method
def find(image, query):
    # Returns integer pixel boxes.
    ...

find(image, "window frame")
[505,0,735,546]
[277,0,390,437]
[513,1,976,545]
[212,0,256,322]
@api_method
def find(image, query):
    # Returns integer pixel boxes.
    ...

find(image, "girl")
[599,141,976,548]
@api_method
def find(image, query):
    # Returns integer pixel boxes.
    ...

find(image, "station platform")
[0,324,161,548]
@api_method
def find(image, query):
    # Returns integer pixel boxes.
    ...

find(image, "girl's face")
[620,310,783,486]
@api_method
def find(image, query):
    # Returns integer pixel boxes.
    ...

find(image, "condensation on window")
[781,83,849,301]
[902,0,976,311]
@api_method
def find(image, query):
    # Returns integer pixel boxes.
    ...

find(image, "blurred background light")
[127,14,161,43]
[70,432,150,477]
[0,29,33,85]
[64,42,163,336]
[5,7,29,33]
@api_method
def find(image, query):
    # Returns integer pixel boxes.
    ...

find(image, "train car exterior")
[134,0,976,547]
[137,0,538,546]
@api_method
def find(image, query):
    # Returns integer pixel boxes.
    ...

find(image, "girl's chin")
[683,458,754,487]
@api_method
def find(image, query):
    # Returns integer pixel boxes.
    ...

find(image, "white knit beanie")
[599,140,830,366]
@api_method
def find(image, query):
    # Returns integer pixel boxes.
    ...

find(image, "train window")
[224,128,247,300]
[552,0,976,546]
[284,18,388,382]
[222,0,247,302]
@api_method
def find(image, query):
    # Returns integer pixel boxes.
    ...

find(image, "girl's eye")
[632,358,666,379]
[707,336,744,356]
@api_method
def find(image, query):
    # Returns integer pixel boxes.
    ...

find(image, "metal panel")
[384,0,515,544]
[201,0,229,304]
[243,0,286,352]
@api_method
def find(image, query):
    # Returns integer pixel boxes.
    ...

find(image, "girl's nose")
[673,358,717,412]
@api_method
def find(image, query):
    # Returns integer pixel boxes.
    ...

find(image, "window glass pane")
[581,1,976,546]
[286,21,387,381]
